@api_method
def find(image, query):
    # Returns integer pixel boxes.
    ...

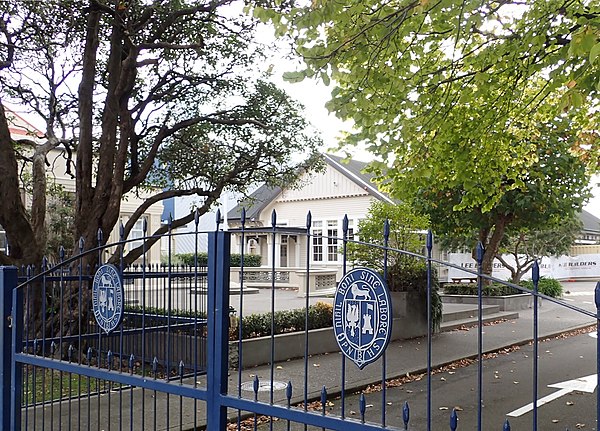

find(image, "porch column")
[265,235,281,268]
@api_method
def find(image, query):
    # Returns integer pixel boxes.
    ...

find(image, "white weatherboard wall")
[448,253,600,281]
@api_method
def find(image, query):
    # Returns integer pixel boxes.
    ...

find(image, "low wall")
[229,267,338,295]
[440,293,537,311]
[231,291,429,368]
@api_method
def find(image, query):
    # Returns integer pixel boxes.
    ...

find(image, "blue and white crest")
[92,264,124,334]
[333,268,392,369]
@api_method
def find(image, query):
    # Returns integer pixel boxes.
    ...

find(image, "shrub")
[387,261,443,331]
[520,277,563,298]
[175,252,261,267]
[235,301,333,340]
[443,283,521,296]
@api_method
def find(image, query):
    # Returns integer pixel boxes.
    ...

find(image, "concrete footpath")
[25,282,599,430]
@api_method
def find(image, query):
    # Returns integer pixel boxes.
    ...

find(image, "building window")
[327,220,338,262]
[313,221,323,262]
[129,217,146,250]
[347,219,355,241]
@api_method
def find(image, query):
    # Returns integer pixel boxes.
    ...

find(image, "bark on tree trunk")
[475,216,510,284]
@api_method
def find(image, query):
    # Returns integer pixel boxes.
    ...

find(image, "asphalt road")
[251,281,600,431]
[255,330,597,431]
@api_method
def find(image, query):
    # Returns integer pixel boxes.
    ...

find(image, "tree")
[495,215,582,283]
[251,0,600,277]
[416,117,591,278]
[0,0,321,270]
[346,200,429,278]
[0,0,321,341]
[346,201,442,329]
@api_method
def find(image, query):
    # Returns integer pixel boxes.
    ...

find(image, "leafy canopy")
[0,0,322,266]
[254,0,600,211]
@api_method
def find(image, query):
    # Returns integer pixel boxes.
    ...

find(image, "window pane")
[313,229,323,262]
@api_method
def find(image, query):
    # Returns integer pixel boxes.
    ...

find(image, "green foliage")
[0,0,322,269]
[231,254,262,267]
[443,283,521,297]
[175,252,261,268]
[347,201,429,273]
[346,202,441,330]
[45,184,75,260]
[443,277,563,298]
[257,0,599,279]
[520,277,564,298]
[175,253,261,267]
[236,301,333,340]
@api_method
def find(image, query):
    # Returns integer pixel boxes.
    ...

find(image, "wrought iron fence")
[0,209,596,430]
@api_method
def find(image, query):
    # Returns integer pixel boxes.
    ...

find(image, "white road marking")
[507,374,597,417]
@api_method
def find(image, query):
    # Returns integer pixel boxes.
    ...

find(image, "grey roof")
[227,185,282,222]
[580,209,600,234]
[227,154,391,222]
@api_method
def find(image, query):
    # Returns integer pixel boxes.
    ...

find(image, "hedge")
[443,277,563,298]
[234,302,333,340]
[443,283,521,296]
[123,302,333,341]
[520,277,563,298]
[175,252,261,267]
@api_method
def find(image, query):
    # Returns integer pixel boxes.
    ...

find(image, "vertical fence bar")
[206,230,231,431]
[0,266,19,431]
[382,219,389,428]
[476,242,484,431]
[532,261,540,431]
[269,210,277,431]
[426,230,433,431]
[304,212,312,429]
[238,208,247,431]
[594,281,600,428]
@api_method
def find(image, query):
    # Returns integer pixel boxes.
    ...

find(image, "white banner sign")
[447,253,600,281]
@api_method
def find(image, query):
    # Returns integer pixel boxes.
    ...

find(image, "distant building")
[227,154,392,278]
[575,210,600,245]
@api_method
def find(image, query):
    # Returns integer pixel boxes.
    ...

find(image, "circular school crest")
[92,264,124,334]
[333,268,392,369]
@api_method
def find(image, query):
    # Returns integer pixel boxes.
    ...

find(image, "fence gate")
[1,211,600,430]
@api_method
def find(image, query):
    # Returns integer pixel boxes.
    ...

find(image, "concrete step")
[440,311,520,332]
[441,303,501,322]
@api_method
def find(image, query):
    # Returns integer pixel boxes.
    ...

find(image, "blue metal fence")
[0,209,597,430]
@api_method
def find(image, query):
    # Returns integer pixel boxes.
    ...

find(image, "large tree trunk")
[475,216,510,283]
[0,104,42,266]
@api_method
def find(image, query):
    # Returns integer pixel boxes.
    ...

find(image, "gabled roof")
[5,106,44,139]
[227,153,390,222]
[324,154,391,203]
[580,209,600,234]
[227,184,282,222]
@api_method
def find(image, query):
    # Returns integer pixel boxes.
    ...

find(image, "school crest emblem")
[333,268,392,369]
[92,264,124,334]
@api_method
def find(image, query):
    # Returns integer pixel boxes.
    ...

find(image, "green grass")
[23,368,109,404]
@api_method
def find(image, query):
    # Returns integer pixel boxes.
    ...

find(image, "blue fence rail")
[0,208,597,430]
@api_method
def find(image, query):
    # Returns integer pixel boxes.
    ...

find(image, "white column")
[295,237,301,267]
[274,234,281,268]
